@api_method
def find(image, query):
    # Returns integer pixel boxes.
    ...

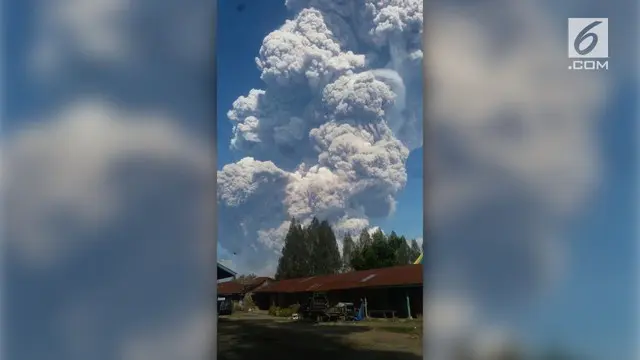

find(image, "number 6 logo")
[568,18,608,59]
[574,20,602,56]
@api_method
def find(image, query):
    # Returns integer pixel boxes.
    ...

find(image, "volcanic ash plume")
[217,1,423,273]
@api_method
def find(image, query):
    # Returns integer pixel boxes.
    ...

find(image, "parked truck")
[217,296,234,316]
[300,292,356,322]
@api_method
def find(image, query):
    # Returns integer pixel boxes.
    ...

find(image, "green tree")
[351,228,395,270]
[387,231,402,250]
[359,228,373,246]
[350,229,372,271]
[398,240,411,264]
[370,228,386,243]
[388,231,411,265]
[305,217,321,274]
[349,229,424,270]
[370,228,396,268]
[275,218,311,280]
[341,234,355,272]
[278,217,342,278]
[312,220,342,275]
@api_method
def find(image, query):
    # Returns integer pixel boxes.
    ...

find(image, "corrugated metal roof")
[218,281,244,295]
[218,276,273,295]
[217,262,236,280]
[253,264,422,293]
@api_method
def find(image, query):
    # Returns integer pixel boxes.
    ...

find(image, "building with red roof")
[217,276,274,301]
[252,264,423,318]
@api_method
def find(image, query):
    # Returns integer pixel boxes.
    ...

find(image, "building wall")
[219,293,243,302]
[254,285,422,318]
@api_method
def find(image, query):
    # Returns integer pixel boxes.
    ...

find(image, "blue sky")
[216,1,287,263]
[215,1,287,170]
[517,80,637,359]
[5,0,51,128]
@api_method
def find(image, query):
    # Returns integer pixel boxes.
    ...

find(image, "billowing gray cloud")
[256,9,365,91]
[218,0,423,275]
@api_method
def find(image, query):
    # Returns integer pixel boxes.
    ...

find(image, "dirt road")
[217,312,422,360]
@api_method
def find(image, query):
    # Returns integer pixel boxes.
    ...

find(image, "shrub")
[242,293,255,310]
[267,305,298,317]
[278,307,294,317]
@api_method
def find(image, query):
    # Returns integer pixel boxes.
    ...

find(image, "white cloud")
[427,6,603,223]
[426,294,522,360]
[4,99,217,360]
[367,226,382,237]
[119,309,213,360]
[218,259,233,269]
[426,295,475,338]
[256,9,365,90]
[30,0,131,73]
[29,0,215,82]
[413,236,423,247]
[3,99,212,268]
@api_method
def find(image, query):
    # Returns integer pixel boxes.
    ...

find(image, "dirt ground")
[217,312,422,360]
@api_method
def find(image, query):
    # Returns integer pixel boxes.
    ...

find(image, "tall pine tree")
[370,228,396,268]
[279,220,424,276]
[397,239,412,264]
[349,230,423,270]
[313,220,342,275]
[341,234,354,272]
[275,218,311,280]
[387,231,410,265]
[305,217,321,274]
[350,229,371,271]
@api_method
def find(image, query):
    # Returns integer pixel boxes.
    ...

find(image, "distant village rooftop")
[218,276,273,296]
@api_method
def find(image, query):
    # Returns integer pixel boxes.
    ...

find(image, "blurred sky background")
[519,82,636,358]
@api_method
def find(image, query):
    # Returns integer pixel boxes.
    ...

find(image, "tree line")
[275,217,422,280]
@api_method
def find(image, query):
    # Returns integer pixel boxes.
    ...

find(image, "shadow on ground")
[217,316,422,360]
